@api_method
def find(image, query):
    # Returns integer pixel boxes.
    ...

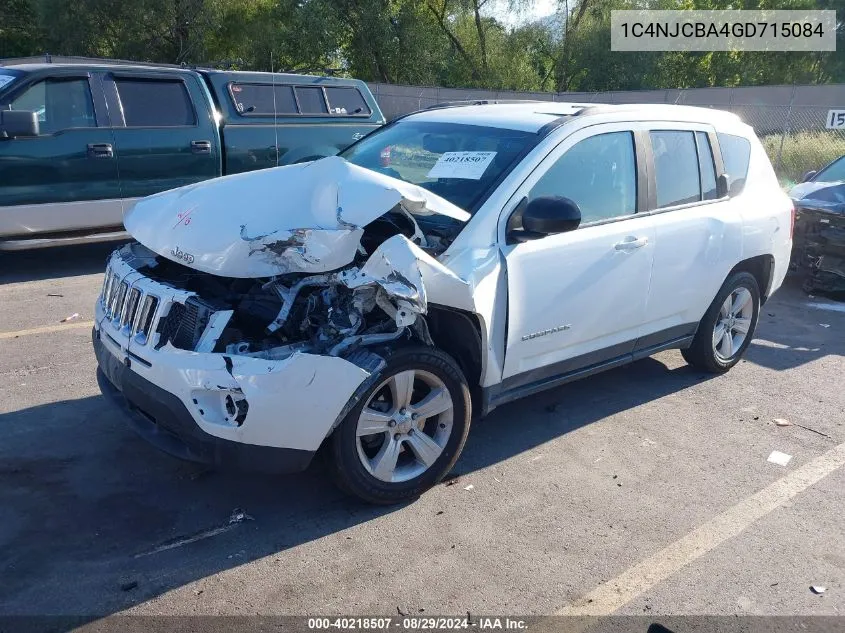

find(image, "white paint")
[94,102,795,460]
[808,301,845,313]
[557,440,845,615]
[497,122,655,380]
[427,151,497,180]
[826,109,845,130]
[346,234,474,314]
[768,450,793,466]
[125,156,468,278]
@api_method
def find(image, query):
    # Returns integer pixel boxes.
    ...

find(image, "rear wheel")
[682,271,760,373]
[329,346,471,505]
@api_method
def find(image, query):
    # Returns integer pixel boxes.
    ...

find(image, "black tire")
[681,271,760,373]
[329,346,471,505]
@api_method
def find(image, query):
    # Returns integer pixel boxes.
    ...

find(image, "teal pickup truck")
[0,62,385,250]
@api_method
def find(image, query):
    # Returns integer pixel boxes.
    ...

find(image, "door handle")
[614,236,649,251]
[87,143,113,159]
[191,140,212,154]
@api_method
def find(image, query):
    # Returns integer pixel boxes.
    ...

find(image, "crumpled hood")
[124,156,470,278]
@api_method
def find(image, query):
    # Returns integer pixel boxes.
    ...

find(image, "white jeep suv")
[93,102,793,504]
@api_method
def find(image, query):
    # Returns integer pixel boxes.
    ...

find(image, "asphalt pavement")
[1,243,843,621]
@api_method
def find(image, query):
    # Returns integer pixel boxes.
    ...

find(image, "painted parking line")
[0,320,95,340]
[557,440,845,616]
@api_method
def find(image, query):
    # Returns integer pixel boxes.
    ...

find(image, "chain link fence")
[369,82,845,187]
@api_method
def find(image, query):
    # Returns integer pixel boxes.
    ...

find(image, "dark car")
[0,61,385,250]
[788,156,845,294]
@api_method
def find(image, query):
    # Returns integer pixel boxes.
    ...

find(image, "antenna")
[271,51,280,166]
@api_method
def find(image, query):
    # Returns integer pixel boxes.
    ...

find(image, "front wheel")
[329,347,471,505]
[682,271,760,373]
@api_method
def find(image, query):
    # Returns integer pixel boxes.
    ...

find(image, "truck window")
[651,130,701,208]
[295,87,328,114]
[325,87,370,115]
[716,133,751,196]
[115,78,196,127]
[229,83,297,115]
[10,78,96,134]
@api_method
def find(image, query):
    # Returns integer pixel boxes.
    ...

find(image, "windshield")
[816,155,845,182]
[340,120,535,212]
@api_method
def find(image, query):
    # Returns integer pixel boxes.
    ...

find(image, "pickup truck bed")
[0,62,385,250]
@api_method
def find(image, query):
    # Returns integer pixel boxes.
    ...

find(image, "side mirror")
[716,173,729,198]
[509,196,581,243]
[0,110,39,139]
[802,170,817,183]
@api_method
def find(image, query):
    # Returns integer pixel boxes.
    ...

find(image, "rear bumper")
[94,329,315,474]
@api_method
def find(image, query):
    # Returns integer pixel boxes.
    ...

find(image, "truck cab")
[0,61,384,250]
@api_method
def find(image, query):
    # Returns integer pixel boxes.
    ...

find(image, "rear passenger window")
[529,131,637,223]
[696,132,718,201]
[717,133,751,196]
[650,131,700,208]
[230,84,297,115]
[115,79,196,127]
[295,87,328,114]
[325,87,371,115]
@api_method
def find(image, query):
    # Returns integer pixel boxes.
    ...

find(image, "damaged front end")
[118,156,472,362]
[95,157,477,458]
[791,198,845,295]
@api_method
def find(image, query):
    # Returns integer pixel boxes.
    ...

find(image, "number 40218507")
[826,110,845,129]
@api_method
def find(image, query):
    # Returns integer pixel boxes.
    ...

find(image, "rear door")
[0,70,122,237]
[104,72,220,203]
[639,126,743,345]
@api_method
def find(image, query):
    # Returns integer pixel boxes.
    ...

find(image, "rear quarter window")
[325,87,371,115]
[717,133,751,196]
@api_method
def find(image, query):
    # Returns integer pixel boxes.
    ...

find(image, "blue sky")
[489,0,559,28]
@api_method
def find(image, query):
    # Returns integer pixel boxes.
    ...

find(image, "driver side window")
[529,131,637,223]
[10,78,96,134]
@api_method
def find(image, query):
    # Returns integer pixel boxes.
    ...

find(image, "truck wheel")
[329,346,471,505]
[681,271,760,373]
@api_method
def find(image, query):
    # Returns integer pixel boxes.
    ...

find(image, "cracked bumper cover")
[93,324,373,473]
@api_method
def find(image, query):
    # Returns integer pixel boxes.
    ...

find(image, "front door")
[500,124,655,390]
[0,72,122,237]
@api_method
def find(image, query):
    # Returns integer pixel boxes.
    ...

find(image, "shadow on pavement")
[0,241,128,285]
[745,276,845,371]
[0,356,712,619]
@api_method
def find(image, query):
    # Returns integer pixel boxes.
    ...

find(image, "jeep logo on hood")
[171,246,195,265]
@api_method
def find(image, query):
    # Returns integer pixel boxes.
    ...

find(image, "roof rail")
[425,99,549,111]
[0,54,197,70]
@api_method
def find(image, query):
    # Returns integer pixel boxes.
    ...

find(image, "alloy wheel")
[712,287,754,361]
[355,369,454,483]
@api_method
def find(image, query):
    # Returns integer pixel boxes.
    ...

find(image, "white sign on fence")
[826,110,845,129]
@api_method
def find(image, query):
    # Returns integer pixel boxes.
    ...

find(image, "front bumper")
[94,329,315,473]
[93,244,382,472]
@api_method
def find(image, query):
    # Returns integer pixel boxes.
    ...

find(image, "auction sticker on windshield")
[0,76,15,90]
[427,151,497,180]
